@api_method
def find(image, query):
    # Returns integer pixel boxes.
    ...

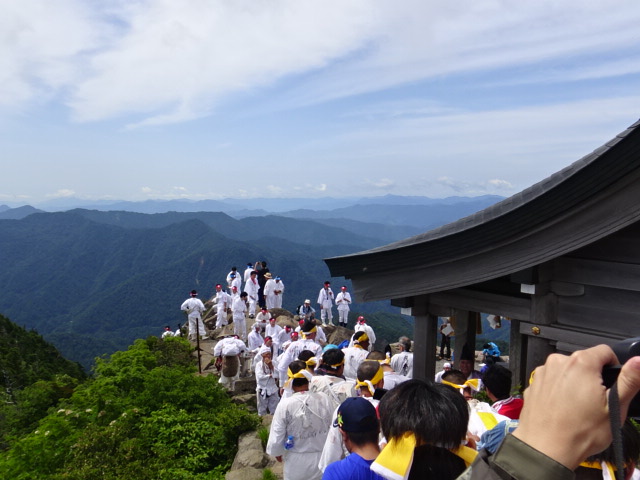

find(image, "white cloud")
[2,1,638,125]
[46,189,76,198]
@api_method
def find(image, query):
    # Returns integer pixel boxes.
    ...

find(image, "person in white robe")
[334,286,351,328]
[266,360,334,480]
[255,345,280,415]
[180,290,207,341]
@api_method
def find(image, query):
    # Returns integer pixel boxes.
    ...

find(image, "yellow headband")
[305,358,317,368]
[371,432,478,480]
[355,332,369,343]
[442,378,481,392]
[329,359,345,369]
[356,366,384,396]
[301,325,317,339]
[284,367,312,388]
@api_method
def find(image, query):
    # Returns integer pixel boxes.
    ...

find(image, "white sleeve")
[266,401,287,457]
[318,407,348,472]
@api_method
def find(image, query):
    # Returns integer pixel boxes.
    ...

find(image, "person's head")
[250,270,257,277]
[398,336,412,352]
[261,306,268,313]
[482,364,512,401]
[230,273,236,278]
[324,281,330,289]
[164,325,171,331]
[264,336,273,347]
[441,369,476,401]
[287,359,310,391]
[215,284,222,291]
[335,397,380,451]
[378,379,469,480]
[321,348,345,376]
[459,344,475,377]
[190,290,198,297]
[261,261,267,268]
[353,330,370,350]
[290,332,298,341]
[357,315,366,325]
[284,325,292,334]
[300,320,317,339]
[576,419,640,480]
[264,272,272,279]
[304,299,311,305]
[260,347,272,362]
[275,276,281,283]
[232,286,238,293]
[298,349,317,371]
[253,323,261,332]
[356,360,384,397]
[341,285,347,291]
[240,292,248,299]
[269,316,277,325]
[367,350,392,370]
[443,362,452,371]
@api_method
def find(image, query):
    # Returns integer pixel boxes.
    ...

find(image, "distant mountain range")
[0,195,504,368]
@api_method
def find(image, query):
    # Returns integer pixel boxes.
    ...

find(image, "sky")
[1,0,640,206]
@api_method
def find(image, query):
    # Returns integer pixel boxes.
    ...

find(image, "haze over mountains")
[0,195,503,368]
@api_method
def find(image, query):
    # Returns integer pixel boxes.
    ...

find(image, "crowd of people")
[169,261,640,480]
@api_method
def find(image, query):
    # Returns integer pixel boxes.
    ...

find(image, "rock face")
[225,415,283,480]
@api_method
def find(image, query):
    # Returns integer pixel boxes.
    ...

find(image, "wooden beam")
[430,289,530,320]
[508,319,526,389]
[554,257,640,292]
[453,310,477,372]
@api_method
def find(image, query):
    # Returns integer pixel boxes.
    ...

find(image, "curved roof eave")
[326,118,640,279]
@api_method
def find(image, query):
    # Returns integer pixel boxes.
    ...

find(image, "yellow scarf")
[371,432,478,480]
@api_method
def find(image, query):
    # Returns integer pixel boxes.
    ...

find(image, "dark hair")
[288,360,309,388]
[346,428,380,448]
[408,445,467,480]
[321,348,345,371]
[356,360,382,383]
[240,291,248,297]
[379,379,468,449]
[482,364,512,400]
[298,350,315,362]
[353,331,369,345]
[441,369,466,385]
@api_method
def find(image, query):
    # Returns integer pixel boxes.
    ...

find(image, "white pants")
[216,306,228,327]
[283,451,322,480]
[320,304,333,324]
[233,313,246,340]
[266,294,277,310]
[188,315,207,338]
[248,298,257,316]
[257,390,280,415]
[337,307,349,324]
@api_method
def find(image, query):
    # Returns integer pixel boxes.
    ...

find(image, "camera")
[602,337,640,417]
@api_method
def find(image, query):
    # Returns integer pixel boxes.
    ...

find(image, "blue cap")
[334,397,378,433]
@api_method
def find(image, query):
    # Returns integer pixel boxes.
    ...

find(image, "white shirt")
[341,346,369,381]
[180,297,205,319]
[335,291,351,310]
[266,391,334,457]
[317,287,334,307]
[232,296,247,315]
[390,351,414,378]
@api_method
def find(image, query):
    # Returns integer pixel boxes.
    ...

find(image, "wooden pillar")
[508,319,526,389]
[525,292,557,382]
[412,295,437,381]
[453,310,477,369]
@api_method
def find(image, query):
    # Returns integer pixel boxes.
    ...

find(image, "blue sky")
[2,0,640,205]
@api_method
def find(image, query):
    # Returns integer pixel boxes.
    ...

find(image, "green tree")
[0,336,258,479]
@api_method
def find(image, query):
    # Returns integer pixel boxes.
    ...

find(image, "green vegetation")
[0,331,259,479]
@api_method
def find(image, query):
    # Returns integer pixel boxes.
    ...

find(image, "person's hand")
[513,344,640,470]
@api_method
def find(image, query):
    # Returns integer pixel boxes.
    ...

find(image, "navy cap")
[334,397,378,433]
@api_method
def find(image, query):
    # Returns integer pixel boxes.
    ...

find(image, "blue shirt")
[323,453,385,480]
